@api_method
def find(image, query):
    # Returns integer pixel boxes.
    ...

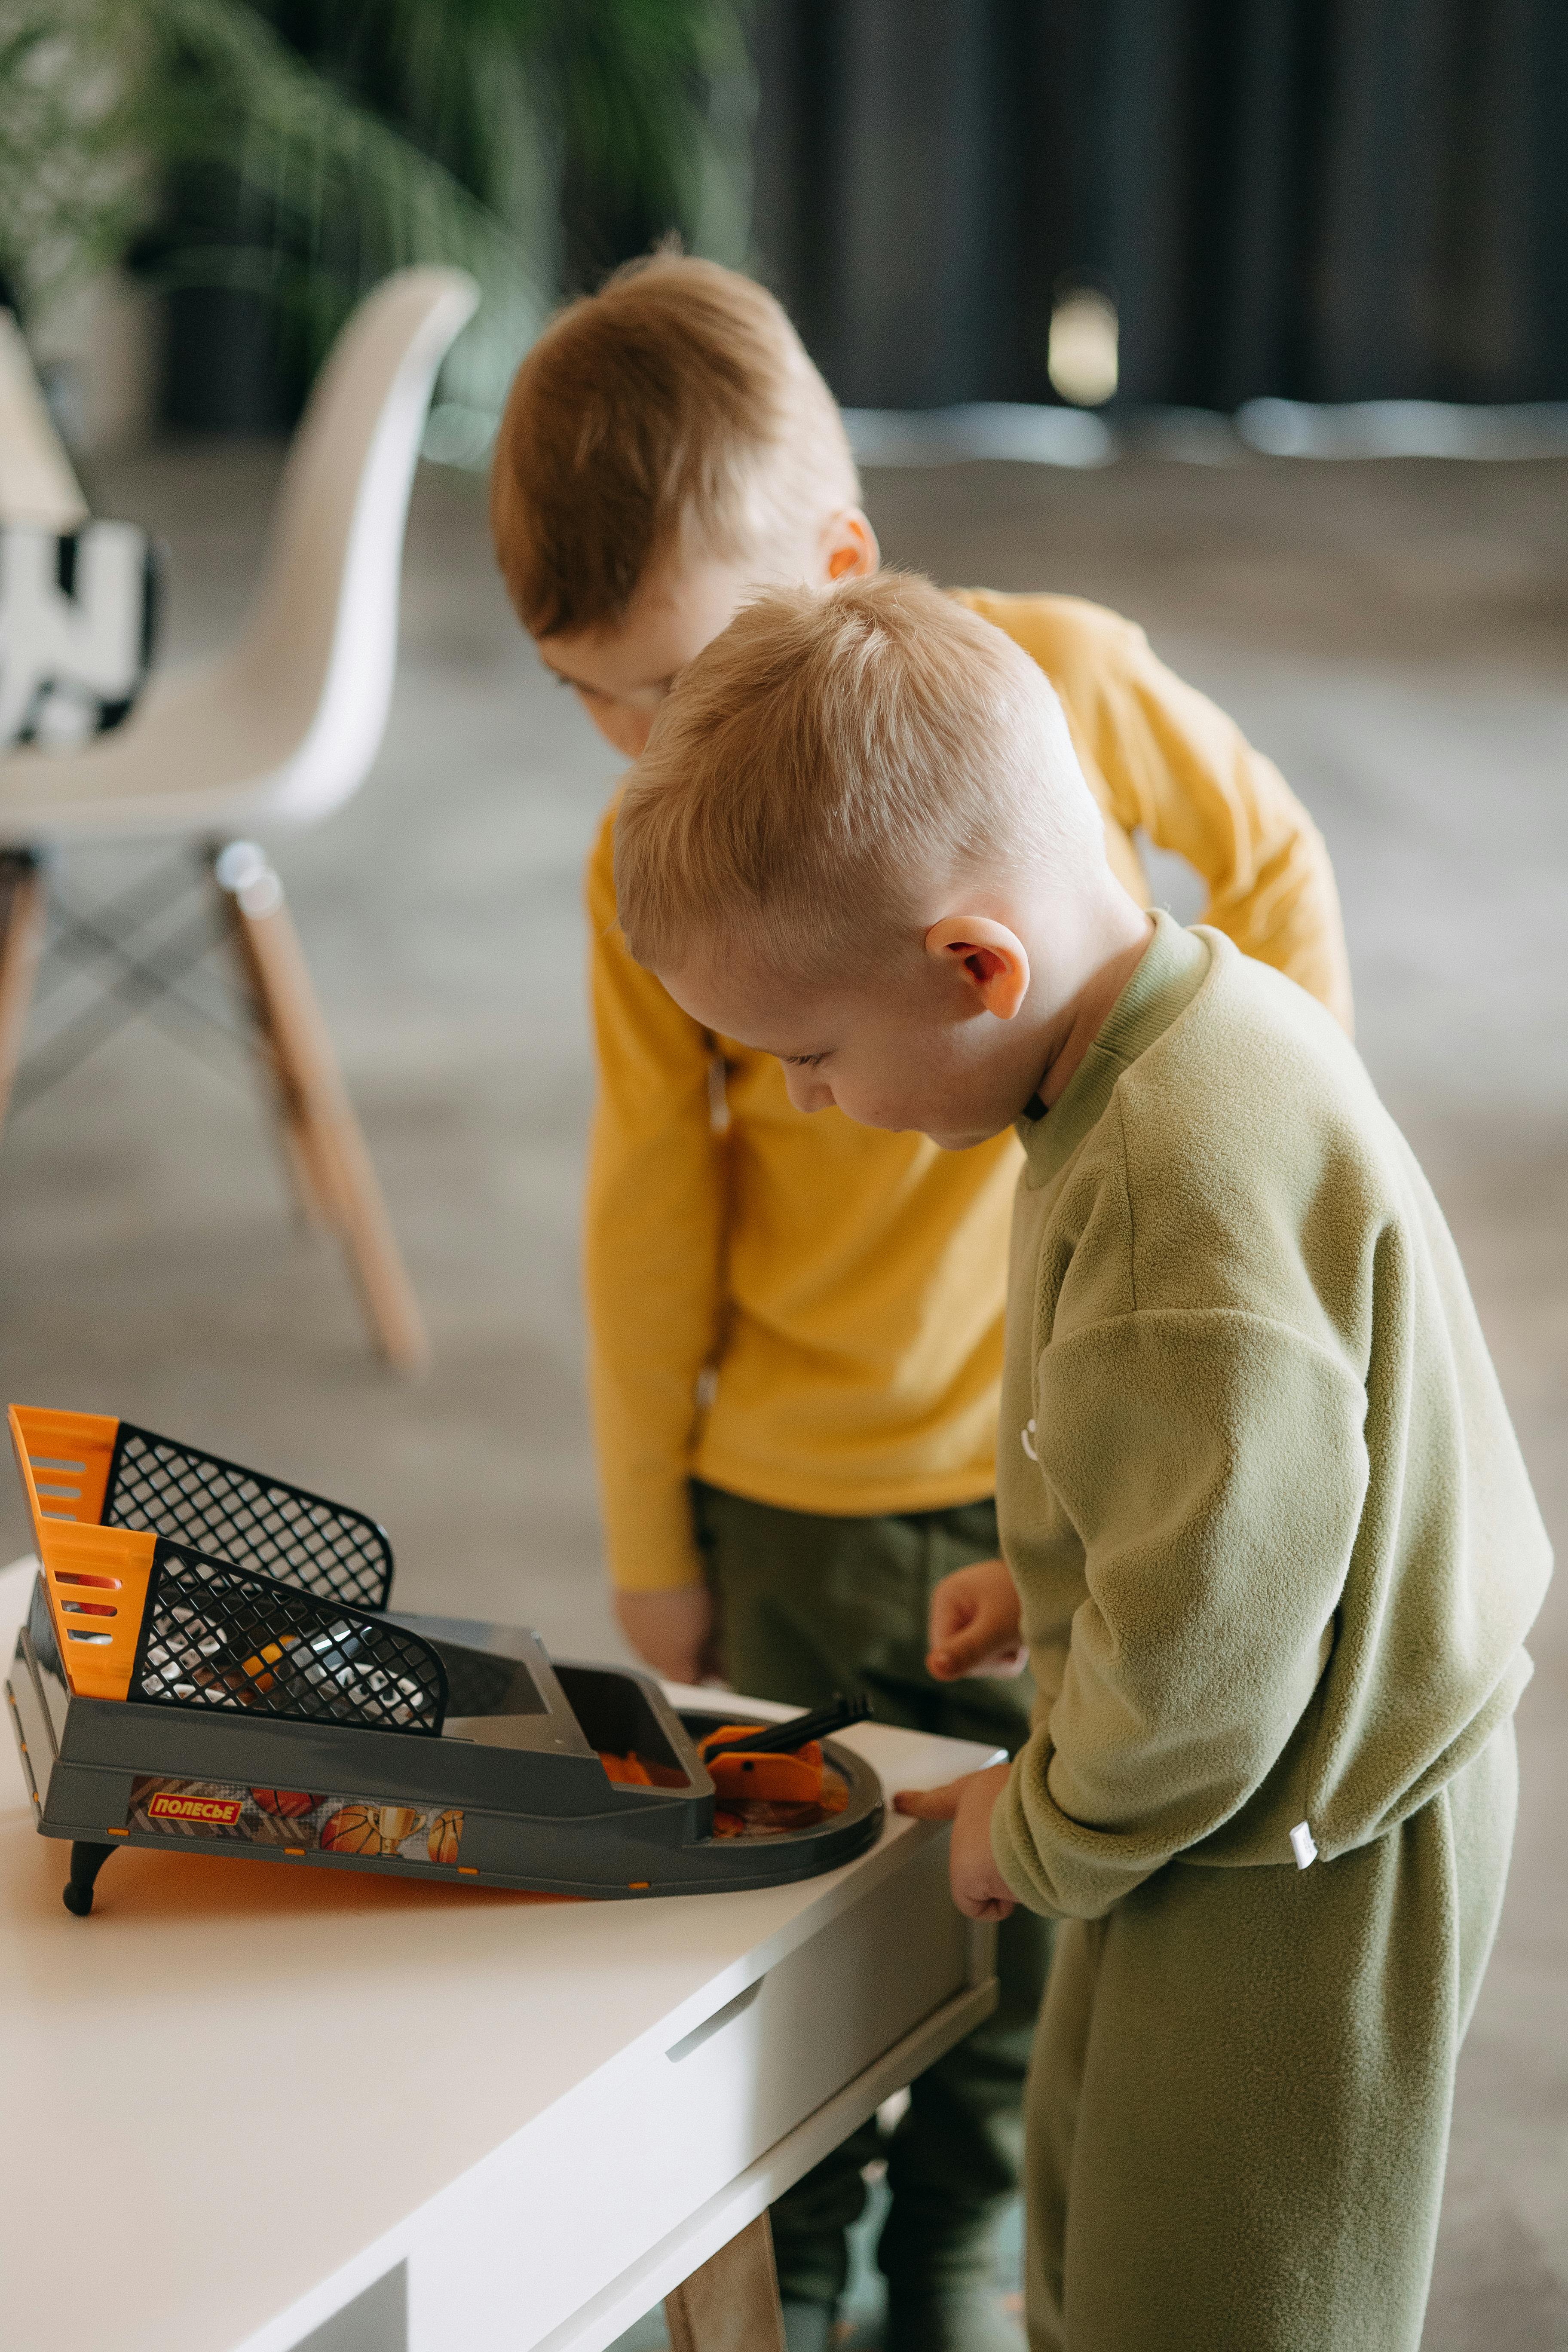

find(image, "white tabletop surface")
[0,1556,992,2352]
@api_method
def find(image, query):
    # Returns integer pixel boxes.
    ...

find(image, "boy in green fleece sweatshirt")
[609,573,1552,2352]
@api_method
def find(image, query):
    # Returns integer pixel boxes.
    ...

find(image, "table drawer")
[415,1829,972,2350]
[654,1829,968,2179]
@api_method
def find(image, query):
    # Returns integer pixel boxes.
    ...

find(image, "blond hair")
[614,574,1104,983]
[490,254,859,640]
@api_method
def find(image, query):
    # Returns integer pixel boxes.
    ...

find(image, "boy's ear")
[925,917,1030,1019]
[823,509,879,584]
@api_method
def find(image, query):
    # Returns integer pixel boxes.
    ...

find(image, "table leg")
[663,2214,787,2352]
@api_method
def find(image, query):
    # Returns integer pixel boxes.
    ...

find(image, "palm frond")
[0,0,756,457]
[0,2,150,318]
[144,0,549,419]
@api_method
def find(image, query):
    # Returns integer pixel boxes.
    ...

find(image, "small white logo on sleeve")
[1289,1820,1318,1870]
[1020,1418,1038,1461]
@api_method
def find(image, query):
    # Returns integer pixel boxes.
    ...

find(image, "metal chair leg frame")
[212,842,429,1375]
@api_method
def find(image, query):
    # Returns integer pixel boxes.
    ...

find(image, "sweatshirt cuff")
[988,1736,1155,1921]
[989,1762,1052,1911]
[609,1563,707,1595]
[600,1484,707,1594]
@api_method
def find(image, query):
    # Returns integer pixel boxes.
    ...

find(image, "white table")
[1,1556,998,2352]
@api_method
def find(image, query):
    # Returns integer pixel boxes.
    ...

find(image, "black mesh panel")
[104,1425,392,1609]
[131,1543,445,1735]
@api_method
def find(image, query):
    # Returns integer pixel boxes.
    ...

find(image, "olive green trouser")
[1026,1717,1519,2352]
[692,1479,1055,2313]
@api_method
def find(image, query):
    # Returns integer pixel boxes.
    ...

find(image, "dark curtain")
[750,0,1568,410]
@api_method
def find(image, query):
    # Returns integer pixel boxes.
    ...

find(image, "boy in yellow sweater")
[610,573,1550,2352]
[489,256,1352,2349]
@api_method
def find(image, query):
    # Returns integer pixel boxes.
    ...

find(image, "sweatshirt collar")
[1015,912,1211,1188]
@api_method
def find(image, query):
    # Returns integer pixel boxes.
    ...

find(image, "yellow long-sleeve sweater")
[586,591,1354,1593]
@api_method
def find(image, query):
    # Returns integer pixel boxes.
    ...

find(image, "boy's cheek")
[829,1057,943,1133]
[578,693,654,760]
[837,1078,980,1144]
[829,1083,912,1133]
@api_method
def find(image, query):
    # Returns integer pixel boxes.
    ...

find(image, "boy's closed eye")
[783,1050,830,1068]
[549,668,675,715]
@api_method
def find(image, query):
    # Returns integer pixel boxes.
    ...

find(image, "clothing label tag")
[1289,1820,1318,1870]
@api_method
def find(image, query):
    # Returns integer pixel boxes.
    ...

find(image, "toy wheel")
[62,1880,94,1917]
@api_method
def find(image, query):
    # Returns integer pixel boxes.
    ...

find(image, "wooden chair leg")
[213,842,429,1375]
[664,2216,787,2352]
[0,850,46,1142]
[213,876,336,1237]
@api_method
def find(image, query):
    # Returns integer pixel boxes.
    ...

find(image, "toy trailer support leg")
[664,2214,787,2352]
[63,1841,117,1917]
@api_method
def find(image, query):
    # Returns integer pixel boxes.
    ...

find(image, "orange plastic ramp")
[9,1405,153,1700]
[9,1405,119,1528]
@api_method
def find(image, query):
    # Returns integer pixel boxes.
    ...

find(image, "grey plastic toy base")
[8,1586,883,1915]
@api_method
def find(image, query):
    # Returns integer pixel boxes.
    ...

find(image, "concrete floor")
[2,440,1564,2346]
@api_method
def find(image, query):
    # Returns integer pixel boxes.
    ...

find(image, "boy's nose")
[781,1066,834,1115]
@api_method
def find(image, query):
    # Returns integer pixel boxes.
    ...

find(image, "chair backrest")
[229,267,478,827]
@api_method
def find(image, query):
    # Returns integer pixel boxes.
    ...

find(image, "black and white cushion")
[0,522,160,750]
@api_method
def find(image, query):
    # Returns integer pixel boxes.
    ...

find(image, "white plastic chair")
[0,265,479,1372]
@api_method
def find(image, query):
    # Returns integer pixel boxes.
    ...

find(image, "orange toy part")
[9,1405,118,1527]
[699,1724,830,1806]
[238,1634,300,1694]
[711,1776,851,1839]
[11,1403,155,1702]
[597,1749,691,1790]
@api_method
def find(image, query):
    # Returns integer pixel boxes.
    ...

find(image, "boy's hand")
[927,1557,1026,1681]
[614,1586,720,1685]
[894,1763,1016,1920]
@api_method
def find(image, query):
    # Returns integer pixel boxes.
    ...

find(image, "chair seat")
[0,653,328,845]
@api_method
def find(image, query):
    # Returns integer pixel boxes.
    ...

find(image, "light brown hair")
[490,254,859,640]
[614,573,1103,983]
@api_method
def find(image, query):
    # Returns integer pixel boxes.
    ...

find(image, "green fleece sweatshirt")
[992,913,1551,1920]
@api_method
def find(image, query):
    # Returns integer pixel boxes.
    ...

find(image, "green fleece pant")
[1026,1717,1518,2352]
[692,1479,1055,2315]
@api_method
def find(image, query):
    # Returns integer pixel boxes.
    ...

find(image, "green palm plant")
[0,0,753,455]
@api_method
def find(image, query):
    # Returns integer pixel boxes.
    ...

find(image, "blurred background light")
[1237,396,1568,460]
[843,403,1114,469]
[1047,288,1119,408]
